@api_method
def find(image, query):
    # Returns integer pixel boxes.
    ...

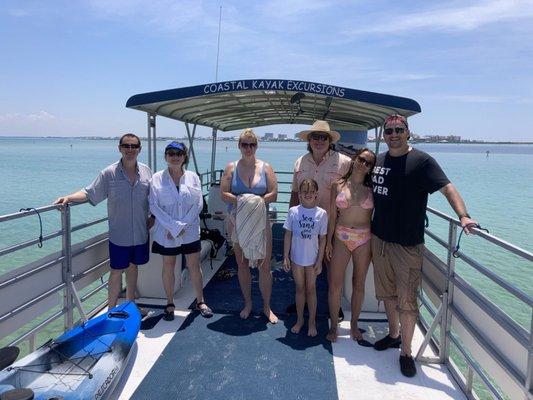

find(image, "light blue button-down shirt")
[84,160,152,247]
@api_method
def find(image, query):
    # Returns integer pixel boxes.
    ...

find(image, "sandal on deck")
[163,303,175,321]
[196,302,213,318]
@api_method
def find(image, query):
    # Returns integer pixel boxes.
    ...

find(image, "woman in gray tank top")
[220,128,279,324]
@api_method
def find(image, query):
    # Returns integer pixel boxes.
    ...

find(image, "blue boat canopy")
[126,79,421,131]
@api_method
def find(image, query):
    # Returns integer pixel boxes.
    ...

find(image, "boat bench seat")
[136,239,213,299]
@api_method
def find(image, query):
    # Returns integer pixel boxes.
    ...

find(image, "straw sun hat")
[297,120,341,143]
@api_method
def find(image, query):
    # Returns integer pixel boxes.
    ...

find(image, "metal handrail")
[419,210,533,400]
[456,249,533,307]
[0,202,110,354]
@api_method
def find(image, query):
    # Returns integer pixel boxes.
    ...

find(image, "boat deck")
[110,252,466,400]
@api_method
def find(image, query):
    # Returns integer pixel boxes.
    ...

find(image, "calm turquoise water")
[1,138,532,332]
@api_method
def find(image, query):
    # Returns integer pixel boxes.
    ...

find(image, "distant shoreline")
[1,136,532,145]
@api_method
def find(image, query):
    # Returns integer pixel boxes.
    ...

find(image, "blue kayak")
[0,301,141,400]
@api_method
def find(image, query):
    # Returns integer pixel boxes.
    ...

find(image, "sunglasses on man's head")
[240,142,257,149]
[120,143,141,149]
[166,150,185,157]
[309,133,329,141]
[356,155,373,168]
[384,127,406,135]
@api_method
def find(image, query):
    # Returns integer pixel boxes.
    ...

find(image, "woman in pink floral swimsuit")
[326,147,376,343]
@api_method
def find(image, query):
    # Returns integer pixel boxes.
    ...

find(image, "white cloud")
[0,113,21,122]
[0,111,57,123]
[28,111,57,121]
[424,94,533,103]
[8,9,30,17]
[87,0,212,33]
[346,0,533,35]
[376,73,437,82]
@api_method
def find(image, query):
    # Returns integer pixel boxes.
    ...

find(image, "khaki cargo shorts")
[371,234,424,315]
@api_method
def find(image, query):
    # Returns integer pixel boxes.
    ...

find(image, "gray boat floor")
[111,256,466,400]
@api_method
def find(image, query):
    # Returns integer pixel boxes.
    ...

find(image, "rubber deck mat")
[130,311,338,400]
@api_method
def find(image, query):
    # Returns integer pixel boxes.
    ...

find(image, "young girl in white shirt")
[283,179,328,336]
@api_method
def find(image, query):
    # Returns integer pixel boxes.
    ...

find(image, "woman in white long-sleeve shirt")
[149,141,212,320]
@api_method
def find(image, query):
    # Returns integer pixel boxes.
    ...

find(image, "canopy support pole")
[146,113,152,171]
[184,122,200,175]
[375,126,382,154]
[210,128,218,182]
[147,114,157,172]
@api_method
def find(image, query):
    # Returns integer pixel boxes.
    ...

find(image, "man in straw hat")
[371,114,477,377]
[287,120,351,319]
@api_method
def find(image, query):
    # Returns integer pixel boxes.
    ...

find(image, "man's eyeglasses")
[384,127,405,135]
[166,150,185,157]
[240,142,257,149]
[356,156,373,168]
[309,133,330,142]
[120,143,141,149]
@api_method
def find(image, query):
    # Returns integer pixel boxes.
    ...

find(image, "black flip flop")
[196,302,213,318]
[352,328,373,347]
[356,338,374,347]
[163,303,175,321]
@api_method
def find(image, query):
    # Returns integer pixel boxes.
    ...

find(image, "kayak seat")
[0,347,19,370]
[0,388,34,400]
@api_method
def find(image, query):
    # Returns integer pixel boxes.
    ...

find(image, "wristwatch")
[458,213,471,220]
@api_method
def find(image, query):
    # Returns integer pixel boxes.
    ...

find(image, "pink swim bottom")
[335,226,371,252]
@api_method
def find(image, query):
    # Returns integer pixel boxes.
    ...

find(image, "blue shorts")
[109,240,150,270]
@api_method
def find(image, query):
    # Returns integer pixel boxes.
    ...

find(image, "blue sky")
[1,0,532,141]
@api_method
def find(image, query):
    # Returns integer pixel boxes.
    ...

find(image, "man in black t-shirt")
[371,115,477,378]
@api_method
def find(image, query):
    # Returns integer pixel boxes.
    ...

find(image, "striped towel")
[232,193,266,268]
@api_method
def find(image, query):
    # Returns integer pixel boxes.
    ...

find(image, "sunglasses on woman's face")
[240,142,257,149]
[384,127,405,135]
[309,133,329,142]
[356,155,373,168]
[166,150,185,157]
[120,143,141,149]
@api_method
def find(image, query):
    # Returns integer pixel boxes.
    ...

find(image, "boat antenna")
[215,5,222,81]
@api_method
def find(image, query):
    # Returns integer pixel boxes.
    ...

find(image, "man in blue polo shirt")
[54,133,153,312]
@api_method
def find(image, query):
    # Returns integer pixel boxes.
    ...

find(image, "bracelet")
[458,213,471,219]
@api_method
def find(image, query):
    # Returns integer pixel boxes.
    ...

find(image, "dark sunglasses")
[356,155,373,168]
[166,150,185,157]
[384,127,405,135]
[120,143,141,149]
[309,133,329,142]
[240,142,257,149]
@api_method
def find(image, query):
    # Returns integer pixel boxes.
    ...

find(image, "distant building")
[278,134,287,140]
[263,132,274,140]
[422,134,461,143]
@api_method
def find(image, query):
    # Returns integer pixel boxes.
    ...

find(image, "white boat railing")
[417,208,532,400]
[0,203,109,355]
[0,170,531,400]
